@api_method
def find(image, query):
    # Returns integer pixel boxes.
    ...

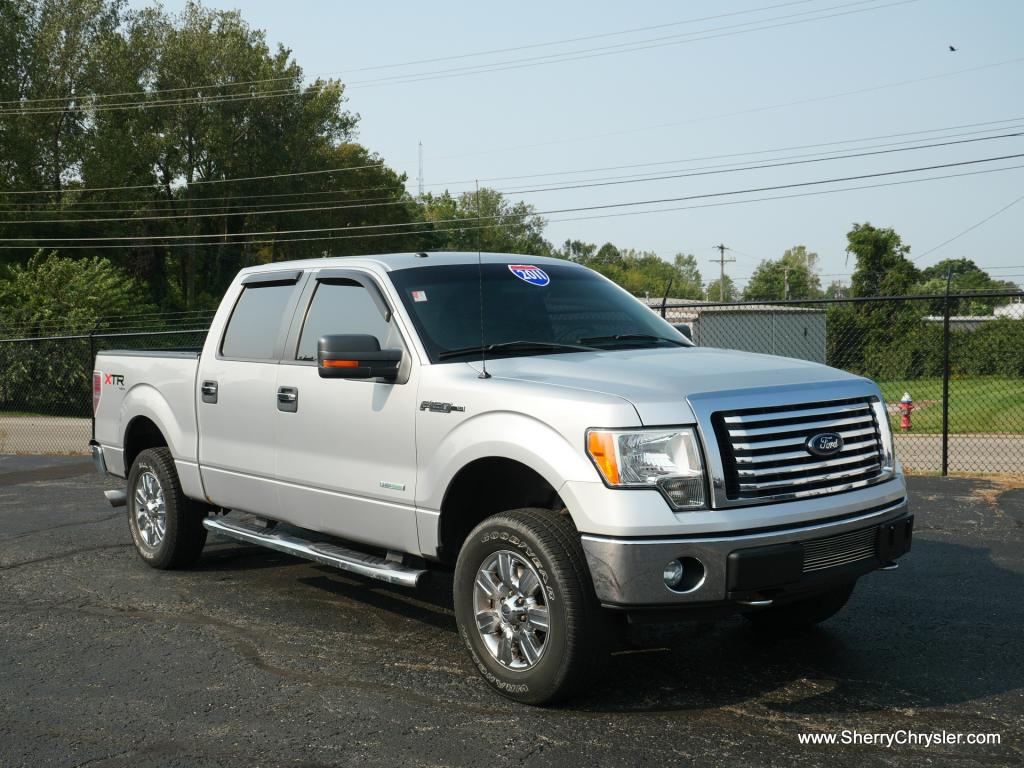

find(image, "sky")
[133,0,1024,290]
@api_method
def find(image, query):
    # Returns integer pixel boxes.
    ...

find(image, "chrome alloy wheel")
[473,550,550,670]
[133,470,167,549]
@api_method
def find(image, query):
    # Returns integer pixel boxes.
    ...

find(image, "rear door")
[197,270,305,516]
[273,269,420,552]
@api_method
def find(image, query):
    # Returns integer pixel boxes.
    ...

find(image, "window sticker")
[507,264,550,286]
[411,290,428,302]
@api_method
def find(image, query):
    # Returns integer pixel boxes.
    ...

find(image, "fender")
[416,410,595,514]
[119,382,196,463]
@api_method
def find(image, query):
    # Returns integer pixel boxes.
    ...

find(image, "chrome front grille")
[713,397,885,503]
[802,526,878,572]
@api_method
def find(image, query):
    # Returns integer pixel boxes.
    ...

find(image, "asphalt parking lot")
[1,456,1022,767]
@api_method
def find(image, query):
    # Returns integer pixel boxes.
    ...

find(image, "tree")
[914,257,1019,315]
[3,0,122,202]
[782,244,819,275]
[0,251,154,414]
[556,239,596,263]
[846,223,918,296]
[418,187,549,255]
[835,224,921,377]
[592,242,623,267]
[706,275,737,302]
[671,253,704,299]
[824,280,848,298]
[0,0,415,310]
[0,250,151,334]
[552,243,703,299]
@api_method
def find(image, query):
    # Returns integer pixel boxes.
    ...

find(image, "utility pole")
[711,244,735,302]
[417,141,424,198]
[783,265,791,300]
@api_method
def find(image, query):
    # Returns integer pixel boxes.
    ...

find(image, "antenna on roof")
[476,179,490,380]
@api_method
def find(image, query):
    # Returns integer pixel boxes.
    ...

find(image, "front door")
[273,271,420,553]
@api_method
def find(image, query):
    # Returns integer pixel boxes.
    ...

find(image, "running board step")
[202,517,426,588]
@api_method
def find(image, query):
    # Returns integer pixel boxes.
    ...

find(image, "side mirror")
[672,323,693,342]
[318,334,401,381]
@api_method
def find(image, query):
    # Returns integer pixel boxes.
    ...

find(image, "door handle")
[201,380,218,404]
[277,386,298,412]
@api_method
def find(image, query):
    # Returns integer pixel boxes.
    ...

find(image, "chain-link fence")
[656,290,1024,475]
[0,327,208,454]
[1,292,1022,475]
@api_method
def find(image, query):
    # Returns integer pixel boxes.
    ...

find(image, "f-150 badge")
[420,401,466,414]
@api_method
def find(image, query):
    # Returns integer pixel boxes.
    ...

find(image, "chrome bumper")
[581,498,911,608]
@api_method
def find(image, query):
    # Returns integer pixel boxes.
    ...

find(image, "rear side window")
[221,283,295,359]
[296,281,391,361]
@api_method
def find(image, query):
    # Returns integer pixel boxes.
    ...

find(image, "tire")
[453,508,607,705]
[743,581,856,631]
[127,447,208,569]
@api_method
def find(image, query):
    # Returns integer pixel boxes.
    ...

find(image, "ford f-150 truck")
[91,252,912,703]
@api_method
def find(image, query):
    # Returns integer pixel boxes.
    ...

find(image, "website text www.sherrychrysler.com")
[797,730,1002,748]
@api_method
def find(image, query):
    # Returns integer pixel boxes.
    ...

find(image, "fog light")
[663,559,684,588]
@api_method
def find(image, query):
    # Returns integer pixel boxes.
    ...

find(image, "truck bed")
[93,350,202,478]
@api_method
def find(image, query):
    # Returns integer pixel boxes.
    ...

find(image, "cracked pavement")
[1,455,1022,767]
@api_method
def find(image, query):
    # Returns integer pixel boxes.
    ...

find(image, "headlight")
[586,427,707,510]
[870,397,896,475]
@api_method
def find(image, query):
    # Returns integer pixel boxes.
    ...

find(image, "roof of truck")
[236,252,573,275]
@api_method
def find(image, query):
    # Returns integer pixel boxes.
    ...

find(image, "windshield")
[389,262,692,363]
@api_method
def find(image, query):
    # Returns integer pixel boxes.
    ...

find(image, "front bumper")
[581,498,911,608]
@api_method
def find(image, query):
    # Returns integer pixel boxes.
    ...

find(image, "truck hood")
[469,347,870,425]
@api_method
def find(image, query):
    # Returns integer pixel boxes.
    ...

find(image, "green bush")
[824,298,1022,380]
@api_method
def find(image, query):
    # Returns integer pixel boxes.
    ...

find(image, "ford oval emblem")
[806,432,844,457]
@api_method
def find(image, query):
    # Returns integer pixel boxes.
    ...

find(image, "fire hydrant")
[899,392,914,431]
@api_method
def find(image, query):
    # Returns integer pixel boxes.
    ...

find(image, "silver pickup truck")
[91,252,912,703]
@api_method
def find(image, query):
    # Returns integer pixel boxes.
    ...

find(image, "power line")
[0,187,411,211]
[4,160,1023,251]
[0,0,820,107]
[468,116,1024,185]
[912,191,1024,261]
[3,113,1021,209]
[4,114,1022,212]
[342,0,908,89]
[435,55,1024,161]
[6,131,1022,226]
[0,0,903,116]
[0,161,386,197]
[3,152,1022,245]
[498,130,1024,195]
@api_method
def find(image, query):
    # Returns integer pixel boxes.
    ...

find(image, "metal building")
[650,301,827,363]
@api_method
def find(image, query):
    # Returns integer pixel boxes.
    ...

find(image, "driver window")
[296,280,394,361]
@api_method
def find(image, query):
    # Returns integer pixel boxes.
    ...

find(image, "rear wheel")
[453,508,607,704]
[127,447,207,569]
[743,581,856,630]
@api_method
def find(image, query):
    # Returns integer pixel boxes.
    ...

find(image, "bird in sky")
[949,45,958,51]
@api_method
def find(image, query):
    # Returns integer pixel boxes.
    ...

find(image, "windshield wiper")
[438,340,595,361]
[578,333,688,347]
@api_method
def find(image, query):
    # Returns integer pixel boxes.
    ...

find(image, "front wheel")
[127,447,207,569]
[453,508,607,704]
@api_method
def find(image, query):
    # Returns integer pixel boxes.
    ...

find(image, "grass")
[878,377,1024,435]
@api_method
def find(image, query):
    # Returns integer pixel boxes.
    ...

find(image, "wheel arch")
[436,457,567,564]
[123,415,168,473]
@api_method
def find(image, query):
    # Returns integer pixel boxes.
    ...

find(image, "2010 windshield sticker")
[508,264,550,286]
